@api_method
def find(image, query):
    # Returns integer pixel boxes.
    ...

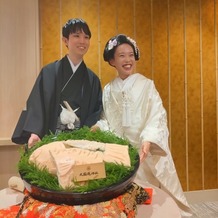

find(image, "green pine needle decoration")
[18,127,139,193]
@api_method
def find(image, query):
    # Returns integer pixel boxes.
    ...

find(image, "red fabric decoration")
[0,186,152,218]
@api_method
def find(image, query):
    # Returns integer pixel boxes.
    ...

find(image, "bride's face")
[109,43,136,80]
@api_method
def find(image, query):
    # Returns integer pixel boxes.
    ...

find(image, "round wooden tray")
[20,154,139,205]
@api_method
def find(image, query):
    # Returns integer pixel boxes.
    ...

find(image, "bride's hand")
[139,141,151,163]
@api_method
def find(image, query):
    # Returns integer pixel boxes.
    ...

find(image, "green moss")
[18,127,139,193]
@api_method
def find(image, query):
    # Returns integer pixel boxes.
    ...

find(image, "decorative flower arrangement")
[127,36,140,58]
[108,38,118,50]
[106,35,140,59]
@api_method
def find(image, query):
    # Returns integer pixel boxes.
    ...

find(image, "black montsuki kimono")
[12,56,102,144]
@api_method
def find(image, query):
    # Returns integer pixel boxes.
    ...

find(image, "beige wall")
[0,0,217,191]
[0,0,39,189]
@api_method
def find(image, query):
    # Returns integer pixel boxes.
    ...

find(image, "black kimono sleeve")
[11,61,60,144]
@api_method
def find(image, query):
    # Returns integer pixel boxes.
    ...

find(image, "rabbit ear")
[73,107,80,113]
[63,101,73,111]
[60,104,65,109]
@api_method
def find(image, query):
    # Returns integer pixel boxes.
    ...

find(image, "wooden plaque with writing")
[73,162,106,182]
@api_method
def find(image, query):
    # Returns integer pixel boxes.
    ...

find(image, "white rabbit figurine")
[60,101,80,130]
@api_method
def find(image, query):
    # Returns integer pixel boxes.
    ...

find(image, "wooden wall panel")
[117,0,134,36]
[152,0,169,110]
[39,0,61,66]
[37,0,218,191]
[135,0,152,78]
[169,0,187,190]
[80,0,100,75]
[215,0,218,192]
[186,0,202,190]
[201,0,217,189]
[61,0,81,21]
[99,0,117,87]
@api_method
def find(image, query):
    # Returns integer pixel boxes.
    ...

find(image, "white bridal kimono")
[96,73,192,216]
